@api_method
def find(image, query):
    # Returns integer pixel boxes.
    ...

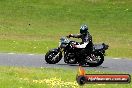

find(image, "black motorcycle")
[45,37,109,67]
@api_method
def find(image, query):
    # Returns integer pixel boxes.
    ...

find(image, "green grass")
[0,66,131,88]
[0,0,132,58]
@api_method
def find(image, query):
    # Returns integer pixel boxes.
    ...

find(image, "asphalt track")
[0,53,132,73]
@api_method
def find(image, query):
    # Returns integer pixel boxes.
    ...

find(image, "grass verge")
[0,66,131,88]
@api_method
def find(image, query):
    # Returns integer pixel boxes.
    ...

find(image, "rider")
[68,24,93,52]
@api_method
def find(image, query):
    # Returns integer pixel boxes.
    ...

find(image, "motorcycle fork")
[52,48,63,60]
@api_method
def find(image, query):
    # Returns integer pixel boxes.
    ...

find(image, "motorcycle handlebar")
[66,36,70,38]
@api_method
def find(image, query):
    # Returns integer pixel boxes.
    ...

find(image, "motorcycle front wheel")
[45,50,62,64]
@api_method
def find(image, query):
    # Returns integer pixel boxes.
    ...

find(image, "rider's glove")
[68,34,73,38]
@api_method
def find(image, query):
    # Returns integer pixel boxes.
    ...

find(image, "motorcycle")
[45,37,109,67]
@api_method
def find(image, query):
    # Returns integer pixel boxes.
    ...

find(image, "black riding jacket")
[71,32,92,43]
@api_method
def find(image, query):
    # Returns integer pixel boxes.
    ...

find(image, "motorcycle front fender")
[49,48,60,53]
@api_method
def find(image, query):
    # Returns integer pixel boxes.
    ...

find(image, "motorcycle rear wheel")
[86,54,104,67]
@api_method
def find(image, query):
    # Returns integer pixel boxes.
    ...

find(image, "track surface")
[0,53,132,73]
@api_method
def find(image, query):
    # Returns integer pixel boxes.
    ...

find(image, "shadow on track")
[57,63,108,69]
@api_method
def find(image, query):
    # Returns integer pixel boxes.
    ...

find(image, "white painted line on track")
[8,53,16,54]
[7,53,35,56]
[113,58,121,59]
[28,54,35,55]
